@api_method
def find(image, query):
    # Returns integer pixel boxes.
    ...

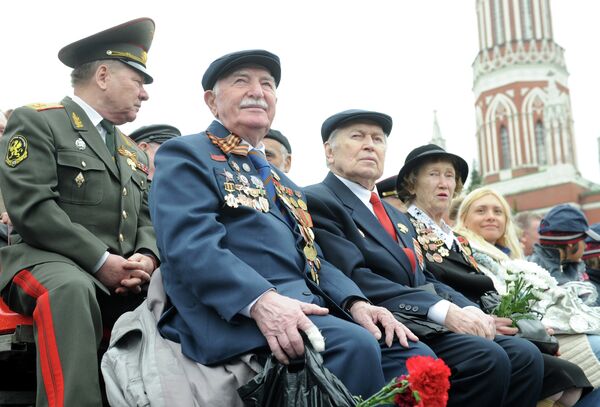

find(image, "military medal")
[127,158,137,171]
[432,253,443,263]
[225,193,239,208]
[250,175,263,188]
[297,199,308,211]
[259,196,270,212]
[238,174,249,185]
[397,223,409,234]
[242,163,251,172]
[222,170,234,181]
[231,161,240,172]
[271,170,280,181]
[75,138,87,151]
[303,244,318,261]
[74,172,85,188]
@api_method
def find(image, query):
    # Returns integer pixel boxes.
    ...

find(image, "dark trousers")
[425,333,544,407]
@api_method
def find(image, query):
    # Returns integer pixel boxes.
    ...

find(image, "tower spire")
[430,110,446,149]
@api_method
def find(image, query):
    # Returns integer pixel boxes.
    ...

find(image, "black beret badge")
[5,135,28,167]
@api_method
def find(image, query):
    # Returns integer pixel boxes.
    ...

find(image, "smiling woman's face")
[412,160,456,220]
[463,194,507,244]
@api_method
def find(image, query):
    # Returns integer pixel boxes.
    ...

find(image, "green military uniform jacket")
[0,96,158,294]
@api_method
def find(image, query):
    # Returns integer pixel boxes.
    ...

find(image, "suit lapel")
[61,97,119,179]
[323,173,415,279]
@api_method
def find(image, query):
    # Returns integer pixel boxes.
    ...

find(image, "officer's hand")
[250,291,329,364]
[493,316,519,336]
[349,301,418,348]
[96,254,129,291]
[125,253,156,275]
[444,304,495,339]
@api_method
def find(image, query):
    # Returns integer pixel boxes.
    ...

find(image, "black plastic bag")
[237,342,357,407]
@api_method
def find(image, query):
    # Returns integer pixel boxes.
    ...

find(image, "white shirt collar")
[334,173,377,215]
[408,204,459,249]
[70,94,103,128]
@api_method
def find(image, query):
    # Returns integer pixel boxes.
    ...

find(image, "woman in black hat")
[397,145,597,407]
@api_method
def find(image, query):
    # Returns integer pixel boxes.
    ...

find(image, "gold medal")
[297,199,308,211]
[303,244,318,261]
[74,172,85,188]
[397,223,409,234]
[288,196,298,208]
[432,253,443,263]
[224,182,235,193]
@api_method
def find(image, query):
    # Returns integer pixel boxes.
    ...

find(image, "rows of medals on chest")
[409,218,450,263]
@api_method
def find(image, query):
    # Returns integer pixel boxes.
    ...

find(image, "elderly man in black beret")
[149,50,440,399]
[263,128,292,173]
[0,18,159,406]
[130,124,181,181]
[304,109,544,407]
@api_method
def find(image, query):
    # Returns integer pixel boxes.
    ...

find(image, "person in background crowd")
[129,124,181,181]
[582,223,600,300]
[0,18,159,406]
[515,211,543,256]
[0,111,7,136]
[263,128,292,173]
[150,50,428,399]
[375,174,406,212]
[306,120,543,407]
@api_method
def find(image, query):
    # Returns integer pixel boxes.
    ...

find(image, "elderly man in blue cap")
[149,50,439,398]
[263,128,292,173]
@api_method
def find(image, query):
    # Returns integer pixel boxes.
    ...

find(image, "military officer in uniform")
[149,49,439,398]
[0,18,159,406]
[129,124,181,181]
[304,110,544,406]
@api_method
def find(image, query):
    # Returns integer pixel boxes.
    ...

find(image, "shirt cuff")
[240,289,275,317]
[427,299,451,325]
[92,251,110,274]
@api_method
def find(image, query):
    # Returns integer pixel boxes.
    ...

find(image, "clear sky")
[2,1,598,187]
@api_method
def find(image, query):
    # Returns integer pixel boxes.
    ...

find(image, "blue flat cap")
[265,129,291,153]
[202,49,281,91]
[538,204,600,245]
[321,109,393,143]
[58,18,155,84]
[129,124,181,144]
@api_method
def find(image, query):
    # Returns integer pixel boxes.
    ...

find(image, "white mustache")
[240,98,268,109]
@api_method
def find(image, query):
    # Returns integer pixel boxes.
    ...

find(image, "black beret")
[321,109,393,143]
[202,49,281,91]
[396,144,469,194]
[129,124,181,144]
[265,129,292,153]
[58,18,155,84]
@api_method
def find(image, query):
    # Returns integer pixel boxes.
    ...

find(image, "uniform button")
[413,306,419,312]
[398,304,405,309]
[122,187,127,196]
[118,233,124,242]
[141,180,145,186]
[122,210,127,219]
[81,161,87,167]
[302,291,311,296]
[405,305,412,311]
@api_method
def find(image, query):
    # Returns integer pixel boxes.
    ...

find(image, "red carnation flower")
[406,356,451,407]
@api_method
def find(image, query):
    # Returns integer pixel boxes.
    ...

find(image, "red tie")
[370,192,397,242]
[370,192,416,272]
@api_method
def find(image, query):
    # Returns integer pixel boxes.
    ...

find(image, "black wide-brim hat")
[58,17,155,84]
[396,144,469,192]
[202,49,281,91]
[321,109,393,142]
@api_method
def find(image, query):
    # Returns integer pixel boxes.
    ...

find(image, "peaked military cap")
[202,49,281,91]
[265,129,292,153]
[129,124,181,144]
[321,109,393,143]
[58,17,155,84]
[396,144,469,195]
[376,175,399,199]
[538,204,600,245]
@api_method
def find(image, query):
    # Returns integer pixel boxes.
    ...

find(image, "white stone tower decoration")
[430,111,446,150]
[472,0,576,184]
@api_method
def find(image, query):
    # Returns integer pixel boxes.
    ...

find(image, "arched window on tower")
[535,121,547,165]
[500,125,511,169]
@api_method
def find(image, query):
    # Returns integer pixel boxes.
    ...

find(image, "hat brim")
[321,110,393,142]
[396,150,469,193]
[202,52,281,90]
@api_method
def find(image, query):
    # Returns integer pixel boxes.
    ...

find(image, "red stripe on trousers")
[13,270,64,407]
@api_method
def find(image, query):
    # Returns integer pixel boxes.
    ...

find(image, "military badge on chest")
[117,146,149,175]
[221,159,270,213]
[409,218,449,264]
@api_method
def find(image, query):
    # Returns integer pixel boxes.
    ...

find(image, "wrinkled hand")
[444,304,496,339]
[349,301,418,348]
[96,254,151,295]
[125,253,156,276]
[493,316,519,336]
[1,212,11,226]
[250,291,329,364]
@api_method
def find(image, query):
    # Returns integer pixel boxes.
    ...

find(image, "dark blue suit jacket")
[150,122,365,365]
[304,173,475,320]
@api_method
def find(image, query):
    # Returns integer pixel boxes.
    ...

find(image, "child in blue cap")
[583,223,600,291]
